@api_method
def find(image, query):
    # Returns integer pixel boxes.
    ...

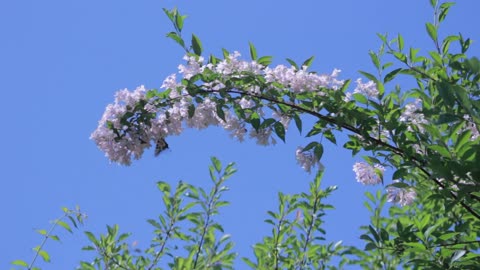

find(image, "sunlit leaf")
[191,34,203,56]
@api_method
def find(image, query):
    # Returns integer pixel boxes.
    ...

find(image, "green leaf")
[222,48,229,59]
[353,93,368,104]
[249,42,257,60]
[442,35,459,55]
[301,56,315,68]
[286,58,298,70]
[302,142,318,153]
[147,219,161,229]
[426,23,437,43]
[57,220,72,233]
[273,121,286,142]
[293,113,302,133]
[175,14,186,32]
[258,56,273,66]
[450,250,466,263]
[424,224,439,239]
[368,51,380,70]
[376,33,387,44]
[387,182,410,189]
[429,51,442,65]
[81,246,96,251]
[455,129,472,153]
[37,229,47,236]
[323,129,336,144]
[191,34,203,56]
[166,32,185,48]
[453,85,476,117]
[384,68,402,84]
[382,62,393,70]
[157,181,171,193]
[392,168,407,180]
[38,249,50,262]
[188,103,195,118]
[365,191,375,204]
[358,71,377,82]
[404,242,427,252]
[313,144,324,162]
[85,231,99,246]
[398,34,404,51]
[211,156,222,173]
[439,2,455,23]
[360,234,374,243]
[436,113,458,124]
[162,7,175,23]
[11,260,29,267]
[438,232,458,241]
[380,228,389,241]
[393,51,407,63]
[250,112,260,130]
[365,242,377,251]
[437,81,456,107]
[216,103,226,121]
[427,144,451,158]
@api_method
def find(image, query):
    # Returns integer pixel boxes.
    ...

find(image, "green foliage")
[16,1,480,269]
[243,171,343,270]
[12,206,86,270]
[76,157,237,270]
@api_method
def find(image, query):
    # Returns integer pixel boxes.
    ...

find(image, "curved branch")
[200,88,480,220]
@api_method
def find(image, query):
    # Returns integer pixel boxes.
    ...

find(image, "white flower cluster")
[295,147,324,173]
[215,51,264,76]
[90,86,150,165]
[462,114,480,141]
[399,99,429,132]
[352,162,385,185]
[353,163,416,206]
[368,120,390,142]
[92,52,344,165]
[353,78,379,99]
[264,66,344,93]
[386,181,416,207]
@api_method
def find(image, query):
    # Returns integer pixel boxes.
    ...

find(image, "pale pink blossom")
[272,110,291,130]
[264,65,338,93]
[399,99,428,132]
[295,147,324,173]
[463,114,480,140]
[178,55,204,79]
[249,127,276,146]
[92,52,348,165]
[343,92,352,102]
[161,74,185,99]
[353,78,378,99]
[215,51,264,75]
[220,113,247,141]
[238,97,255,109]
[353,162,384,185]
[186,98,221,129]
[386,182,416,206]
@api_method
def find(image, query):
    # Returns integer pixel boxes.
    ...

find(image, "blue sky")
[1,0,479,269]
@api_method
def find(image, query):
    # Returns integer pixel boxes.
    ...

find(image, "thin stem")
[298,195,320,269]
[98,250,128,270]
[147,218,176,270]
[28,214,67,270]
[193,181,220,268]
[273,209,288,270]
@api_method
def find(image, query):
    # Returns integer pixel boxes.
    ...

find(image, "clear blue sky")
[1,1,479,269]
